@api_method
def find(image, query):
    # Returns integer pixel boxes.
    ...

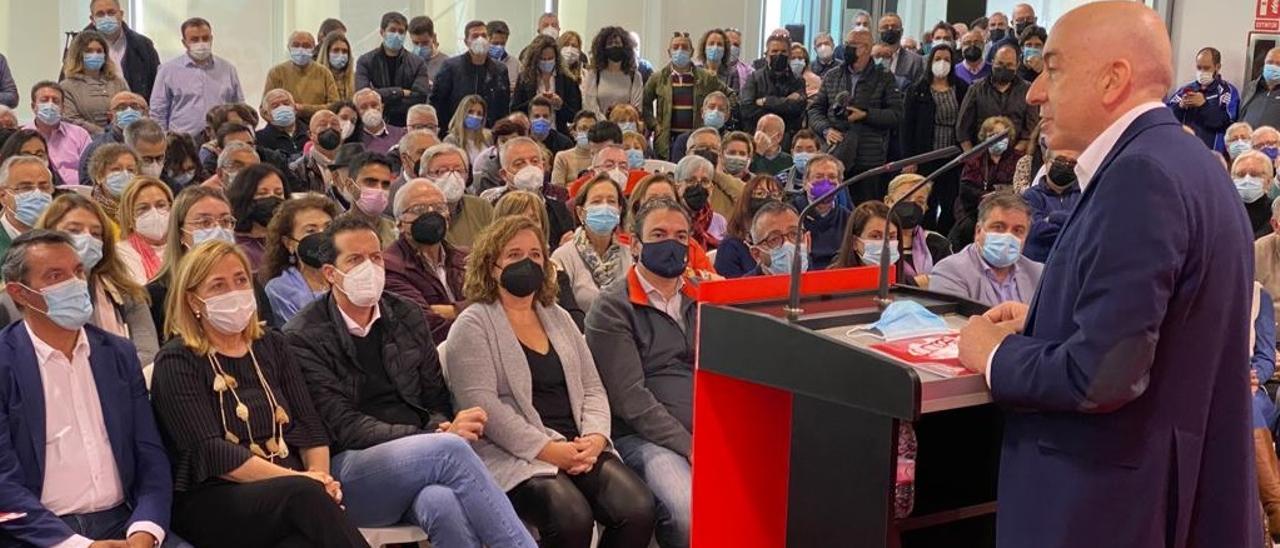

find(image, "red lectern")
[690,267,1002,547]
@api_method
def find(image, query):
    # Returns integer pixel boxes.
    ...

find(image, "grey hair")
[689,126,720,144]
[407,103,437,120]
[592,145,625,165]
[813,31,832,44]
[124,118,165,148]
[1228,121,1255,138]
[499,137,540,171]
[1,229,73,284]
[0,155,51,188]
[674,154,713,183]
[0,105,14,120]
[631,197,691,235]
[977,189,1032,225]
[353,88,381,104]
[287,30,315,46]
[1253,126,1280,141]
[259,88,295,111]
[1272,196,1280,221]
[393,178,438,218]
[702,92,729,109]
[749,200,799,243]
[397,129,435,157]
[217,142,258,171]
[1234,150,1276,181]
[803,153,845,182]
[419,143,470,176]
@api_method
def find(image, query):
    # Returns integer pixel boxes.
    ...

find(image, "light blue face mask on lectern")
[867,300,951,340]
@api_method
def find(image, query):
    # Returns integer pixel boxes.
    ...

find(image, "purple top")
[955,61,990,85]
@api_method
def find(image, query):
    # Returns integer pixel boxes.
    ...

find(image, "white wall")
[1170,0,1255,90]
[560,0,762,68]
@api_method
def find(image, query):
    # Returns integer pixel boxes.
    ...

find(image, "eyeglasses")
[400,202,450,221]
[185,215,236,230]
[753,231,799,249]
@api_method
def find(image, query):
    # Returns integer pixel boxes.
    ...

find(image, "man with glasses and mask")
[743,200,807,277]
[290,109,345,195]
[414,143,493,249]
[956,43,1038,153]
[0,156,55,260]
[384,178,467,342]
[77,91,148,185]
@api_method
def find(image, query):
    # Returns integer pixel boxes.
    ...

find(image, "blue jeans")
[331,433,536,548]
[60,504,191,547]
[614,435,691,548]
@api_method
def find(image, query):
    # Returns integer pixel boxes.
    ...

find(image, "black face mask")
[500,258,544,297]
[748,197,773,217]
[1047,159,1079,188]
[991,66,1017,85]
[692,148,719,166]
[843,43,860,66]
[880,28,902,45]
[317,129,342,150]
[769,54,788,73]
[682,184,710,212]
[410,211,448,245]
[962,46,983,63]
[893,201,924,230]
[249,196,283,227]
[605,46,628,63]
[296,232,334,269]
[988,28,1007,42]
[1014,21,1031,36]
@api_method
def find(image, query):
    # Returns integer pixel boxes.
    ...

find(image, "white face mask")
[140,161,164,178]
[432,172,466,203]
[469,36,490,56]
[1196,70,1214,86]
[511,165,545,191]
[334,260,385,308]
[606,167,628,186]
[360,109,384,130]
[931,60,950,78]
[188,42,212,61]
[340,119,355,139]
[134,208,170,241]
[199,289,256,334]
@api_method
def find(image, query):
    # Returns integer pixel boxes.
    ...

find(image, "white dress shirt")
[985,101,1166,387]
[636,267,686,331]
[2,212,23,240]
[27,324,164,547]
[338,301,382,338]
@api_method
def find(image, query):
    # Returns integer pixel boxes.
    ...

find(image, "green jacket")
[643,64,731,160]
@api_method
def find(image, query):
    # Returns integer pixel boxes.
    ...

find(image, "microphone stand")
[785,146,961,322]
[875,130,1013,307]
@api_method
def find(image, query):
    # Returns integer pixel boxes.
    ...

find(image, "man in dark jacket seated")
[283,215,534,547]
[383,178,467,342]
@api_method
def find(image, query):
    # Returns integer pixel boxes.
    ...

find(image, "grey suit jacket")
[446,300,612,491]
[893,48,924,85]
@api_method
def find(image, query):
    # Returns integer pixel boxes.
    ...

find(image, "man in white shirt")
[0,230,173,547]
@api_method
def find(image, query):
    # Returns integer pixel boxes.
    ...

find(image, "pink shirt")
[24,121,91,185]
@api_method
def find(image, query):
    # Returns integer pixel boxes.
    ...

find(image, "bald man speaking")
[957,3,1260,547]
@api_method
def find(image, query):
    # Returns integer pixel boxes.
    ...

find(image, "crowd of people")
[0,0,1278,546]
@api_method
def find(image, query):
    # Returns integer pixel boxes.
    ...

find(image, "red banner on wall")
[1258,0,1280,32]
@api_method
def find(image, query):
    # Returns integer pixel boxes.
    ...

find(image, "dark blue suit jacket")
[989,107,1261,547]
[0,322,172,546]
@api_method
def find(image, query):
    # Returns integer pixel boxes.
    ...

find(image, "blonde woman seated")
[447,216,656,547]
[116,176,174,285]
[150,240,368,547]
[551,173,631,311]
[0,193,159,364]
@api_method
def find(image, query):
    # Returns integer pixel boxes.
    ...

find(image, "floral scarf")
[92,185,120,220]
[573,228,625,288]
[691,205,720,249]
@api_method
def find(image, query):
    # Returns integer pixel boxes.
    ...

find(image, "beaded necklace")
[208,345,291,460]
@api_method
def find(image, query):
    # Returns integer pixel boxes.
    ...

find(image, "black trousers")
[508,452,656,548]
[921,159,962,235]
[174,475,370,548]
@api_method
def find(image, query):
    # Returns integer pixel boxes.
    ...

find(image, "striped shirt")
[670,70,696,132]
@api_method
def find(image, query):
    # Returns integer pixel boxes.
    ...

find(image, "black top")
[255,120,310,163]
[150,332,329,492]
[523,342,579,440]
[350,319,423,428]
[1247,196,1272,240]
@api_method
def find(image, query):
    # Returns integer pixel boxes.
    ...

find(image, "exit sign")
[1259,0,1280,31]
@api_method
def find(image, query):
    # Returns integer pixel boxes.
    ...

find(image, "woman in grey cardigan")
[447,216,655,548]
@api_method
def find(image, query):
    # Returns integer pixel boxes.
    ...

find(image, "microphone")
[874,129,1012,306]
[785,145,962,322]
[826,91,852,153]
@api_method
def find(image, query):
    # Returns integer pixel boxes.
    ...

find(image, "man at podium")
[957,3,1261,547]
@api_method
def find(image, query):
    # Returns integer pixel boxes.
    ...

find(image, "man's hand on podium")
[958,306,1022,375]
[983,302,1029,333]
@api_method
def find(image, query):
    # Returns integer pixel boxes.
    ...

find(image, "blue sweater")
[1022,179,1081,262]
[789,196,851,270]
[714,237,757,279]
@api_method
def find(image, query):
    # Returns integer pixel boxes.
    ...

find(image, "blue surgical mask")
[35,102,61,126]
[1266,63,1280,83]
[94,15,120,35]
[23,277,94,331]
[414,44,433,59]
[626,148,645,169]
[860,238,900,267]
[1228,139,1252,159]
[990,138,1010,156]
[70,232,104,270]
[1023,46,1042,60]
[868,300,950,341]
[706,45,724,63]
[789,59,806,77]
[383,31,405,51]
[531,117,552,136]
[671,49,692,67]
[873,57,889,69]
[702,109,725,129]
[538,59,556,73]
[171,170,196,187]
[192,226,236,246]
[289,47,313,66]
[103,169,132,197]
[488,44,505,60]
[14,190,52,227]
[1236,175,1267,203]
[575,131,589,148]
[793,152,812,173]
[980,231,1023,268]
[328,52,349,69]
[765,241,808,275]
[464,114,484,130]
[729,45,742,63]
[271,105,296,127]
[723,154,750,174]
[114,107,142,130]
[583,204,621,234]
[619,121,637,133]
[84,53,106,71]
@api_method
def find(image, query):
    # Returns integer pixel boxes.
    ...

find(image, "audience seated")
[443,94,495,165]
[567,144,642,200]
[261,194,338,325]
[749,114,793,177]
[471,117,530,196]
[0,155,56,260]
[0,230,173,547]
[78,92,150,185]
[415,143,495,248]
[830,200,901,269]
[335,150,398,246]
[930,190,1041,306]
[479,137,575,246]
[552,173,630,311]
[84,142,138,219]
[884,174,952,287]
[226,163,287,272]
[116,175,174,284]
[1232,150,1276,239]
[740,200,805,277]
[289,109,345,195]
[673,155,727,249]
[716,174,782,277]
[384,178,467,341]
[494,189,586,328]
[150,239,367,547]
[550,111,600,187]
[255,89,309,163]
[448,215,656,547]
[283,215,536,546]
[951,116,1023,249]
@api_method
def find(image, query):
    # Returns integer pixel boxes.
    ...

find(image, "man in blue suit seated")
[929,190,1041,307]
[0,230,174,547]
[957,3,1262,547]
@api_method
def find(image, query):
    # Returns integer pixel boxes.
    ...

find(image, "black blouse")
[522,342,580,440]
[151,331,329,492]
